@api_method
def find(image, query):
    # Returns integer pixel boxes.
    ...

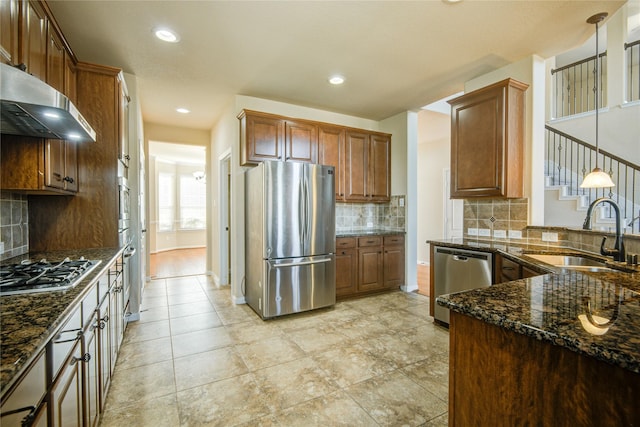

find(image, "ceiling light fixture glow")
[176,107,190,114]
[329,75,345,85]
[43,111,60,119]
[155,28,179,43]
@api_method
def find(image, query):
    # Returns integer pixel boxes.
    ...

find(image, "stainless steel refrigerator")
[245,161,336,319]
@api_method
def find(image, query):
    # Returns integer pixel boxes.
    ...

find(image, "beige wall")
[417,110,451,263]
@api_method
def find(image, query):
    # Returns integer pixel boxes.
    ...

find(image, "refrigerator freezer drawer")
[260,255,335,319]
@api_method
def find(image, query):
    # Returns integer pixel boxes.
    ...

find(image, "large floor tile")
[312,342,397,389]
[287,323,350,353]
[115,336,173,370]
[171,326,233,358]
[122,319,171,344]
[137,305,170,323]
[225,319,283,344]
[169,300,215,318]
[99,393,180,427]
[401,353,449,403]
[104,360,176,408]
[167,290,208,306]
[177,373,272,426]
[235,336,306,371]
[173,347,248,391]
[360,332,429,368]
[215,304,260,325]
[169,311,223,336]
[270,390,378,426]
[345,370,448,426]
[252,356,339,411]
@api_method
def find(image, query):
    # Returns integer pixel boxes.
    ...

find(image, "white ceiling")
[47,0,627,130]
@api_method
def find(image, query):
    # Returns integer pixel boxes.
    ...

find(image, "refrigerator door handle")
[269,258,332,268]
[298,181,305,243]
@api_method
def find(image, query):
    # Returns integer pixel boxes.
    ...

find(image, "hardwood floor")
[149,247,206,278]
[417,263,430,296]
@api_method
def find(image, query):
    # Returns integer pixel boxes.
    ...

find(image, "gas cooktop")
[0,257,100,296]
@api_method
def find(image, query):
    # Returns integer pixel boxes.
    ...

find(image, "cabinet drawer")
[51,307,82,380]
[82,284,98,327]
[336,237,356,249]
[358,236,382,247]
[384,235,404,246]
[0,352,47,427]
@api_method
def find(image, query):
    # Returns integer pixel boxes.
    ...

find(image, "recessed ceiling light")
[176,107,190,114]
[155,28,179,43]
[329,75,345,85]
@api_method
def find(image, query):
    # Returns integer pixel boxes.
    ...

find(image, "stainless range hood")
[1,63,96,142]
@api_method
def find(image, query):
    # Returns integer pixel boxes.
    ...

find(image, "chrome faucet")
[582,197,625,262]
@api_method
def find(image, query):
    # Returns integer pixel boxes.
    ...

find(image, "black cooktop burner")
[0,257,100,296]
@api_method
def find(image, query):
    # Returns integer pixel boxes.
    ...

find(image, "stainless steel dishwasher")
[433,246,493,326]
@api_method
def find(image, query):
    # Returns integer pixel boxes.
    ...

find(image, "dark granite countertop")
[0,247,125,396]
[337,228,405,237]
[429,238,640,373]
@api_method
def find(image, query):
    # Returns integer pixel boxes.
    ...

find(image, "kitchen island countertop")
[0,247,126,396]
[430,238,640,374]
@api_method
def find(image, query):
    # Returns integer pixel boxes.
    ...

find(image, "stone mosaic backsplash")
[336,195,405,233]
[463,198,528,239]
[462,197,639,256]
[0,191,29,261]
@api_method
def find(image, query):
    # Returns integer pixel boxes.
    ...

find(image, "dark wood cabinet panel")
[239,110,391,202]
[344,131,368,202]
[285,120,317,163]
[64,57,77,103]
[239,110,284,165]
[383,235,405,288]
[449,78,528,198]
[20,0,47,80]
[0,136,77,194]
[449,312,640,426]
[0,0,19,65]
[338,234,404,299]
[47,24,65,93]
[28,62,121,252]
[318,125,345,199]
[336,247,357,297]
[358,246,384,292]
[368,133,390,201]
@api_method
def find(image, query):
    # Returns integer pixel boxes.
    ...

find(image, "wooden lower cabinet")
[50,340,83,427]
[83,316,100,427]
[335,238,357,297]
[358,245,384,292]
[336,234,404,299]
[449,312,640,426]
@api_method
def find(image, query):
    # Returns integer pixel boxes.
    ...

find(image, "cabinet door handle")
[63,176,74,183]
[53,172,62,181]
[124,155,131,160]
[72,353,91,364]
[53,330,82,344]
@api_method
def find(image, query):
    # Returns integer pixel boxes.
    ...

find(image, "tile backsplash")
[336,195,405,232]
[0,191,29,260]
[463,198,528,239]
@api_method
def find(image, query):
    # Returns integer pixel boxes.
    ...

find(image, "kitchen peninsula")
[432,239,640,426]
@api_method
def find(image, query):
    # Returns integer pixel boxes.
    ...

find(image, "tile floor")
[99,275,450,427]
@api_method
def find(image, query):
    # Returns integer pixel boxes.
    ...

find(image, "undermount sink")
[525,254,615,272]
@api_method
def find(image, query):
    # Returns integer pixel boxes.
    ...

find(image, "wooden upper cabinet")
[318,125,345,199]
[368,133,390,202]
[0,135,77,194]
[238,109,391,203]
[239,110,285,165]
[20,0,47,80]
[344,130,369,202]
[64,57,77,103]
[46,24,65,93]
[117,73,130,168]
[448,78,529,198]
[285,120,317,163]
[0,0,19,65]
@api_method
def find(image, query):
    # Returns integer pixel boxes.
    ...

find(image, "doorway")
[148,141,207,278]
[219,149,231,285]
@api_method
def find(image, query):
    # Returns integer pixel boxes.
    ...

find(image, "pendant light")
[580,12,615,189]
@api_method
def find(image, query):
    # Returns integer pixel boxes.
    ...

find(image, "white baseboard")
[232,295,246,305]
